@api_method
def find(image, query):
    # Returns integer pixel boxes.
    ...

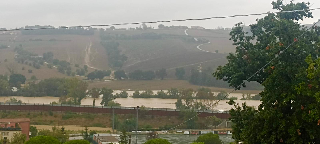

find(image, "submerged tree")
[214,1,320,143]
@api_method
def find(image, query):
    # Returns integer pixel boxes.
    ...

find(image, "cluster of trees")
[87,70,111,80]
[21,27,94,35]
[142,133,222,144]
[87,87,125,106]
[14,46,77,76]
[132,88,229,100]
[14,46,43,69]
[10,126,91,144]
[175,67,186,80]
[0,74,26,96]
[214,1,320,143]
[100,41,127,68]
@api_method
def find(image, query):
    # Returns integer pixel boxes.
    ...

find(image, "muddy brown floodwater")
[0,91,261,110]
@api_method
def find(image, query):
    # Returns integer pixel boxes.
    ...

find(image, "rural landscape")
[1,0,320,143]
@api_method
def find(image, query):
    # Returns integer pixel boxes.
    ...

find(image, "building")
[0,118,30,142]
[93,134,120,144]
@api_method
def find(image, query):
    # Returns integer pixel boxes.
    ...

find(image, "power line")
[165,19,320,132]
[1,8,320,31]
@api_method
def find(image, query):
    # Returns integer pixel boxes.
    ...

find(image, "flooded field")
[0,91,261,110]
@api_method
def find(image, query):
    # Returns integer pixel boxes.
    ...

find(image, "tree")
[114,70,127,80]
[88,88,100,106]
[9,74,26,87]
[205,116,222,129]
[155,68,167,80]
[195,133,222,144]
[0,79,10,95]
[5,98,22,104]
[158,24,165,29]
[119,129,129,144]
[82,126,90,141]
[59,78,88,105]
[110,26,116,30]
[83,65,88,72]
[115,90,128,98]
[144,138,172,144]
[10,133,26,144]
[64,140,90,144]
[25,136,60,144]
[214,1,320,143]
[30,126,38,138]
[100,87,114,106]
[31,75,37,81]
[37,127,68,143]
[65,140,90,144]
[175,68,185,80]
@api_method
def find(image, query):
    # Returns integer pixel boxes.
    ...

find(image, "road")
[84,40,99,70]
[184,29,214,53]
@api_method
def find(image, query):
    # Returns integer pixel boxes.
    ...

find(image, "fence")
[0,103,231,119]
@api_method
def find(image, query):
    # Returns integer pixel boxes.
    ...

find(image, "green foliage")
[191,143,205,144]
[175,68,186,80]
[155,68,167,80]
[129,70,156,80]
[25,136,60,144]
[31,75,37,81]
[9,74,26,87]
[215,1,320,143]
[59,78,88,105]
[144,138,172,144]
[100,87,115,106]
[114,91,128,98]
[114,70,127,80]
[215,91,228,100]
[87,70,111,80]
[88,88,100,106]
[195,133,222,144]
[10,133,26,144]
[37,127,68,143]
[0,78,10,96]
[119,129,129,144]
[30,126,38,138]
[107,101,121,107]
[5,98,22,104]
[100,41,127,68]
[205,116,222,129]
[64,140,89,144]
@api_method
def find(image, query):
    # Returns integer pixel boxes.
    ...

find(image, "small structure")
[93,134,120,144]
[0,118,30,143]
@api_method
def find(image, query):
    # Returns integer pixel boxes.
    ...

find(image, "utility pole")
[136,106,139,144]
[112,108,115,134]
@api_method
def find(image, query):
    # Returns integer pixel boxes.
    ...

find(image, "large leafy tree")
[155,68,167,80]
[214,0,320,143]
[144,138,172,144]
[25,136,60,144]
[59,78,88,105]
[88,88,100,106]
[195,133,222,144]
[100,87,115,106]
[9,74,26,88]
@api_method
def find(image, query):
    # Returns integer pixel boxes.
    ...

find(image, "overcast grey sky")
[1,0,320,29]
